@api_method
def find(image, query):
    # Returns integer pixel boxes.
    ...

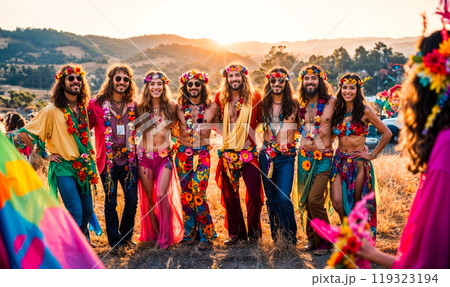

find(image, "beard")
[65,84,81,96]
[229,82,243,91]
[272,88,284,96]
[303,84,318,98]
[114,85,127,94]
[188,90,201,98]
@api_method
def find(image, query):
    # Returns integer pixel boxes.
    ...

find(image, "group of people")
[11,59,392,257]
[4,26,449,269]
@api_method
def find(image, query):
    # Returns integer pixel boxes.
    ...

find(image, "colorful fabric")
[137,151,183,249]
[293,148,333,226]
[333,120,369,137]
[261,140,297,178]
[392,129,450,268]
[217,145,258,191]
[174,144,217,242]
[20,104,80,161]
[6,130,31,158]
[0,132,104,269]
[330,149,379,241]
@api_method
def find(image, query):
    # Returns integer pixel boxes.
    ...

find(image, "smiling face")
[302,74,319,96]
[148,78,164,98]
[186,79,202,98]
[227,71,243,91]
[113,70,130,95]
[269,77,286,96]
[64,72,82,96]
[341,83,358,103]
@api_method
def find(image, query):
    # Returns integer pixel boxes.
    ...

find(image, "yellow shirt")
[24,103,79,161]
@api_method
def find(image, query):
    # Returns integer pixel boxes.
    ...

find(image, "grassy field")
[36,143,418,269]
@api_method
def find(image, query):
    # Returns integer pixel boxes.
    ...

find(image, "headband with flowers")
[298,68,327,81]
[410,0,450,134]
[339,76,372,87]
[55,66,86,81]
[179,71,209,85]
[221,65,249,77]
[265,72,291,81]
[143,73,170,85]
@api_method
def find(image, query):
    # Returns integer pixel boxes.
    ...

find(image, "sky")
[0,0,444,44]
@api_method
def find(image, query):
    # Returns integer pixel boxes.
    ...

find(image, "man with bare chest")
[259,67,299,245]
[214,64,263,245]
[175,71,218,249]
[294,65,336,255]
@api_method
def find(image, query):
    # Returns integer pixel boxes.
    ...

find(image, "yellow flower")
[300,149,306,158]
[230,153,238,161]
[159,149,169,158]
[313,150,322,160]
[302,160,311,171]
[315,115,321,123]
[307,69,313,74]
[439,39,450,56]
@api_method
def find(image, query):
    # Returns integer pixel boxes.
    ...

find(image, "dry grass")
[35,143,419,269]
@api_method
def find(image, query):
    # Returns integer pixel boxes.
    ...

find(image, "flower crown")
[298,68,327,81]
[339,76,372,87]
[179,71,209,85]
[55,66,85,81]
[410,1,450,135]
[221,65,249,77]
[265,72,291,81]
[143,73,170,85]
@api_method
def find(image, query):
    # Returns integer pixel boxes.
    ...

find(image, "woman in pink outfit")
[357,29,450,268]
[136,71,183,249]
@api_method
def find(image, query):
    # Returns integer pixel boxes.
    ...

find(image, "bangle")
[369,151,377,159]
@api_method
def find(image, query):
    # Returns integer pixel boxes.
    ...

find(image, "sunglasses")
[115,76,130,83]
[68,75,83,82]
[270,78,286,85]
[187,81,201,88]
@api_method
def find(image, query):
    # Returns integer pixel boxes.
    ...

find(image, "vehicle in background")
[366,124,380,148]
[382,117,402,143]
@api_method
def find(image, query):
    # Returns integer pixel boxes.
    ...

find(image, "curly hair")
[5,112,26,132]
[400,30,450,174]
[261,67,298,123]
[96,63,137,106]
[178,77,211,108]
[50,63,91,109]
[298,64,332,104]
[332,73,367,128]
[219,63,253,107]
[137,71,173,121]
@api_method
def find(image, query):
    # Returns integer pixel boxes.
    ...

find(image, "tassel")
[267,160,273,178]
[193,154,199,171]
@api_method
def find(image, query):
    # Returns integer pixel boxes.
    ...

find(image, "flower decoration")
[311,193,375,269]
[265,72,291,81]
[182,104,205,144]
[339,76,372,87]
[55,66,86,81]
[298,68,327,81]
[301,160,311,171]
[298,99,326,141]
[179,70,209,85]
[143,73,170,85]
[221,64,249,77]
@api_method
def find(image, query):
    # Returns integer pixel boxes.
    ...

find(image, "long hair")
[298,64,332,104]
[50,63,90,109]
[178,80,211,107]
[137,71,173,121]
[261,67,298,123]
[219,64,253,107]
[400,30,450,174]
[5,112,26,132]
[332,73,367,128]
[96,63,137,106]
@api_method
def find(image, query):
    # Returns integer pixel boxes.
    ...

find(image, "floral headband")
[410,0,450,135]
[339,76,372,87]
[221,65,249,77]
[179,71,209,85]
[265,72,291,81]
[298,68,327,81]
[55,66,85,81]
[143,73,170,85]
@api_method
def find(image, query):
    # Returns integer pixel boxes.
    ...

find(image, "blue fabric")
[259,151,297,244]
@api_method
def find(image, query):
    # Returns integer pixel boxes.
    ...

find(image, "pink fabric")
[88,98,107,174]
[392,129,450,269]
[39,207,104,269]
[0,230,10,269]
[138,156,183,249]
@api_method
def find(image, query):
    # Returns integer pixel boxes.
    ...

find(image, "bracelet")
[369,151,377,159]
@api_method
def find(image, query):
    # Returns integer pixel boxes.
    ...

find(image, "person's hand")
[351,150,375,160]
[356,239,377,260]
[46,154,63,163]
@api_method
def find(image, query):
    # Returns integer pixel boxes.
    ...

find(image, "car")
[366,124,380,148]
[382,117,402,143]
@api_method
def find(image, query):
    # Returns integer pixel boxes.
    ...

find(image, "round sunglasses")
[68,75,83,82]
[115,76,130,83]
[270,78,286,85]
[187,81,201,88]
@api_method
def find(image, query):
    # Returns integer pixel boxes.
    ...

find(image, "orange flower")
[185,193,193,202]
[302,160,311,171]
[313,150,322,160]
[194,195,204,206]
